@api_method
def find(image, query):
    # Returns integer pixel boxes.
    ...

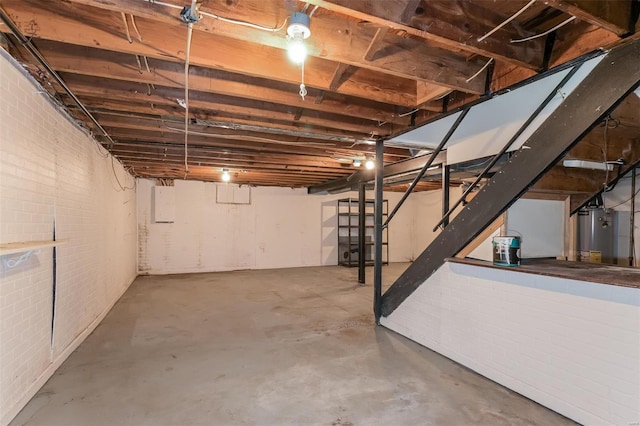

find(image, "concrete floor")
[11,264,574,426]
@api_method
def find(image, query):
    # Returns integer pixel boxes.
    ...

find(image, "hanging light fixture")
[365,158,375,170]
[287,11,311,100]
[287,12,311,64]
[221,169,231,182]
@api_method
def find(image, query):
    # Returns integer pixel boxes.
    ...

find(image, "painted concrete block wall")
[0,51,137,426]
[382,262,640,425]
[137,179,414,274]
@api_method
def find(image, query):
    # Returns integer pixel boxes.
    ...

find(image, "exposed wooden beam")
[543,0,636,35]
[29,41,412,126]
[363,28,389,61]
[0,0,417,106]
[329,63,355,91]
[397,0,422,24]
[303,0,546,70]
[52,0,490,93]
[57,73,389,135]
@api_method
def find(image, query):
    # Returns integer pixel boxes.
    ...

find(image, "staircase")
[381,39,640,318]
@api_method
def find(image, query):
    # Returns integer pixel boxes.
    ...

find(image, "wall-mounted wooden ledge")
[0,240,67,256]
[447,257,640,289]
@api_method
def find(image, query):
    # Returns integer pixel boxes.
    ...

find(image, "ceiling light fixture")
[562,159,613,171]
[287,12,310,64]
[287,12,311,100]
[365,158,375,170]
[221,169,231,182]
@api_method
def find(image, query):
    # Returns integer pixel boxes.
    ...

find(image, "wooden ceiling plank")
[0,0,416,106]
[58,0,490,93]
[34,40,411,125]
[303,0,546,70]
[543,0,635,36]
[58,73,388,135]
[114,155,351,176]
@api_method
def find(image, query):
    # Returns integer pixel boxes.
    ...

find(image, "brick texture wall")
[0,50,137,425]
[382,262,640,425]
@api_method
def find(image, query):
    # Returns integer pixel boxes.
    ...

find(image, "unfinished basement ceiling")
[0,0,638,187]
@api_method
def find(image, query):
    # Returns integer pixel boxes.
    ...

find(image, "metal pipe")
[384,108,469,228]
[0,7,117,149]
[433,62,584,232]
[630,167,636,267]
[190,118,374,145]
[373,139,384,324]
[358,182,366,284]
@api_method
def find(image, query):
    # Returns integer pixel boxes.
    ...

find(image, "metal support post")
[374,139,384,324]
[442,164,450,228]
[358,182,366,284]
[630,167,636,267]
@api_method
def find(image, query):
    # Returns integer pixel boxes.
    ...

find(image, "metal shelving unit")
[337,198,388,267]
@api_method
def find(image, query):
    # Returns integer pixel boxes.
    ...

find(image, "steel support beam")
[381,39,640,318]
[374,139,384,324]
[308,151,447,194]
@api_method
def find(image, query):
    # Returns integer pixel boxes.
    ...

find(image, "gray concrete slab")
[11,264,575,426]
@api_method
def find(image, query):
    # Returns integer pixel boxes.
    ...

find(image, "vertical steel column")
[442,164,450,228]
[374,139,384,323]
[358,182,366,284]
[630,167,636,267]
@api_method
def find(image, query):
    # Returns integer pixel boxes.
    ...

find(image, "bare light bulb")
[221,170,231,182]
[365,159,375,170]
[287,35,307,64]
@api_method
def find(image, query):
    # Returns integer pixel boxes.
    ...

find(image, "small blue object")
[180,6,199,23]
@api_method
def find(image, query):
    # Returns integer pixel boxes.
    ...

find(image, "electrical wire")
[398,109,419,118]
[200,11,288,32]
[477,0,536,42]
[604,183,640,209]
[466,58,493,83]
[141,0,288,33]
[130,14,143,41]
[121,12,133,43]
[511,16,576,43]
[183,19,194,179]
[111,156,137,191]
[164,126,329,146]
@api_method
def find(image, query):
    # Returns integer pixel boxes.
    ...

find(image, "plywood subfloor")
[11,264,574,426]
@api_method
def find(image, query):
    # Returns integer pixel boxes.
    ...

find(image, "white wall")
[506,198,565,258]
[137,179,414,274]
[0,50,137,426]
[411,186,463,259]
[604,171,640,267]
[382,262,640,425]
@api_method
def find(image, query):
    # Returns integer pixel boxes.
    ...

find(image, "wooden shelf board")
[0,239,67,255]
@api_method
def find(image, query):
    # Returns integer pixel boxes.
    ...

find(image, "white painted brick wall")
[0,50,137,426]
[382,262,640,425]
[137,179,415,274]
